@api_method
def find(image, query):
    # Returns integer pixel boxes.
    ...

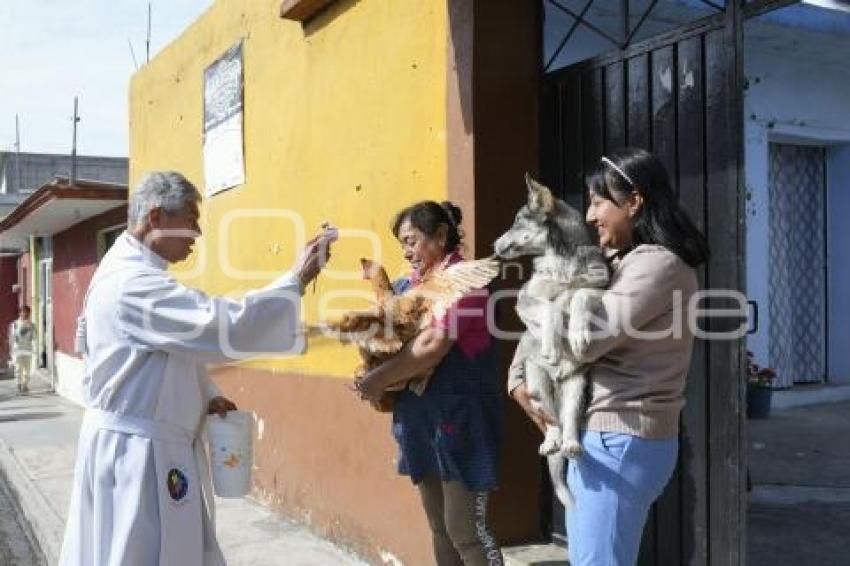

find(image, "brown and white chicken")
[322,256,500,410]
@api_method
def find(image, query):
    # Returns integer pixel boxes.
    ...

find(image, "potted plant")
[746,350,776,419]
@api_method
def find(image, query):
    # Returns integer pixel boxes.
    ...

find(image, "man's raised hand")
[294,223,338,288]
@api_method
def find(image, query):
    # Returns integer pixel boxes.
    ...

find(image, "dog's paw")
[539,439,560,456]
[560,439,583,458]
[539,429,562,456]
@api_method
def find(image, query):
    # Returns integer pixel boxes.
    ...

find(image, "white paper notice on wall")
[203,41,245,196]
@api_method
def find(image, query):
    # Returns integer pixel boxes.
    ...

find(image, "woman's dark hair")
[586,147,710,267]
[392,200,464,253]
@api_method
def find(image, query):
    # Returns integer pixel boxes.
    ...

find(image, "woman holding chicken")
[354,201,504,566]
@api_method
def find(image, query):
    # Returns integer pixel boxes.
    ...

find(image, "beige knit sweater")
[508,244,698,439]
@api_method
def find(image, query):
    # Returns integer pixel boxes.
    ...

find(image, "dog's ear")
[525,173,555,214]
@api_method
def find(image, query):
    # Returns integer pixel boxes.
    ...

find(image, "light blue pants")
[566,430,678,566]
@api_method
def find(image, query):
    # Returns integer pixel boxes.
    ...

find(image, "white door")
[768,143,828,386]
[38,258,54,383]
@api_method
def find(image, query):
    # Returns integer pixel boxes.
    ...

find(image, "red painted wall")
[0,257,19,363]
[18,252,32,319]
[52,206,126,357]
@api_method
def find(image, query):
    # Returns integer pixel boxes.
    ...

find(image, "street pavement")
[2,364,849,566]
[747,398,850,566]
[0,470,41,565]
[0,369,366,566]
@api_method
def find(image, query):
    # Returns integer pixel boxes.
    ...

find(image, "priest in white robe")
[59,171,333,565]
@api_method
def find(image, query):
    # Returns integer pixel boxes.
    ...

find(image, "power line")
[146,2,152,64]
[71,98,80,185]
[128,38,139,70]
[15,114,22,192]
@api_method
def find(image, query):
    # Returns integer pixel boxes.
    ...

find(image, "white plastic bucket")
[207,410,253,497]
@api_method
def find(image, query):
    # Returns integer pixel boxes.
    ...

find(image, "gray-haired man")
[60,171,334,565]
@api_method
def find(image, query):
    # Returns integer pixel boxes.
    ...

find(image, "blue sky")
[0,0,213,158]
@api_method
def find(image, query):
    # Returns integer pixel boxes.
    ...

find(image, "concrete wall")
[827,145,850,383]
[130,1,451,563]
[0,152,128,204]
[744,43,850,383]
[130,1,448,377]
[55,352,86,406]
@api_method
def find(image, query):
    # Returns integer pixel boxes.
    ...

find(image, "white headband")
[601,156,635,187]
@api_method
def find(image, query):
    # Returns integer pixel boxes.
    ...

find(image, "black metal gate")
[539,3,746,565]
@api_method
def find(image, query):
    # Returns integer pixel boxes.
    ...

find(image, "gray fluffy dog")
[494,174,609,507]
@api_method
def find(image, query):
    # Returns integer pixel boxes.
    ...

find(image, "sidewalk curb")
[504,542,569,565]
[0,436,62,564]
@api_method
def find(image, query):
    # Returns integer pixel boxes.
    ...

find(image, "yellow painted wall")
[130,0,448,377]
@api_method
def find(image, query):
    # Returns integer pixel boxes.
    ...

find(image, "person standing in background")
[9,305,34,394]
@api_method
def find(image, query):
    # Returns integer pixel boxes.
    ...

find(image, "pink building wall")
[52,206,126,357]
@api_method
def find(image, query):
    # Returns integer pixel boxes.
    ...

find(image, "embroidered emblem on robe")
[167,468,189,501]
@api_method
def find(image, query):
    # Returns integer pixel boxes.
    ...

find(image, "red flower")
[746,351,777,387]
[758,368,776,380]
